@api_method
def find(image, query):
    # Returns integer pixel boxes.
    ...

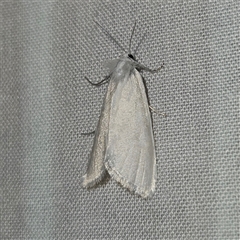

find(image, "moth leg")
[149,106,167,117]
[137,61,164,73]
[81,130,95,136]
[85,75,110,86]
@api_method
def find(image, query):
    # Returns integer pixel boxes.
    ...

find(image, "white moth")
[82,21,163,198]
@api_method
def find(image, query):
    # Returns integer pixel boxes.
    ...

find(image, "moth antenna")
[129,21,136,54]
[94,20,127,54]
[133,30,148,56]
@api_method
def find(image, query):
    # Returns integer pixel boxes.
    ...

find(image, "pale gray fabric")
[1,1,239,239]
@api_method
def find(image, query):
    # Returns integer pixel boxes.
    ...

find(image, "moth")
[82,21,164,198]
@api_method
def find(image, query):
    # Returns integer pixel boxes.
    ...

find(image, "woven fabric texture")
[1,1,239,239]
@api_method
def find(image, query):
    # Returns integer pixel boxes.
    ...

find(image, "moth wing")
[105,69,156,198]
[82,78,116,187]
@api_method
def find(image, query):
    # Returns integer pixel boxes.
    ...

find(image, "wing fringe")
[81,169,107,188]
[105,161,155,198]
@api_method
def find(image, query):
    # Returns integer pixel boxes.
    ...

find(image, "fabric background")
[1,1,239,239]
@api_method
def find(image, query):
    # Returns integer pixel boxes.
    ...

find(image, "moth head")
[128,54,136,61]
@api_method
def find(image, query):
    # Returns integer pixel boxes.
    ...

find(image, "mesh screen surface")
[1,1,239,239]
